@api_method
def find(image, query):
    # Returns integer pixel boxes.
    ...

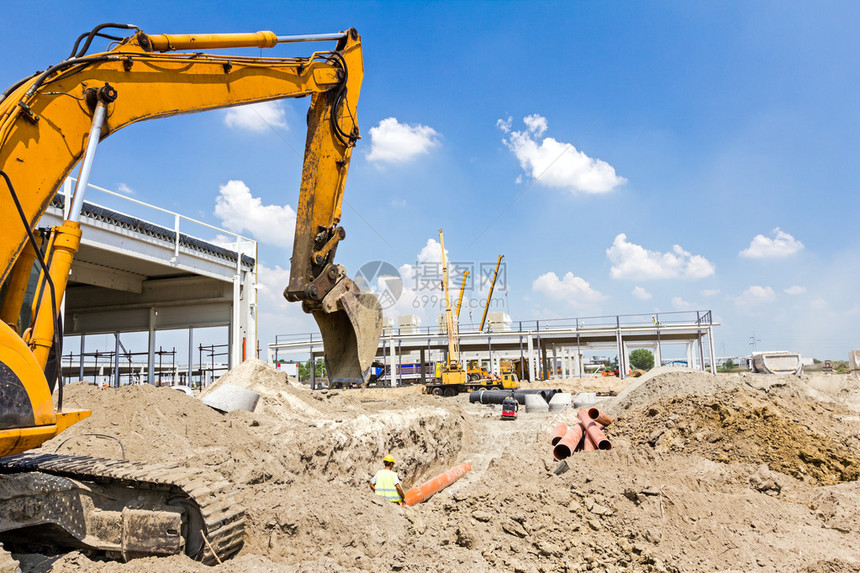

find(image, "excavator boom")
[0,23,382,562]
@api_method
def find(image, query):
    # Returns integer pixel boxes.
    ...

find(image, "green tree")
[297,358,327,381]
[629,349,655,370]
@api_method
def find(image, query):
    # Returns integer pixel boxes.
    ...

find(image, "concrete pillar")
[615,326,625,380]
[187,328,194,386]
[388,336,399,388]
[552,345,558,379]
[527,334,535,382]
[541,347,548,381]
[708,326,717,374]
[558,348,564,378]
[397,339,402,386]
[420,348,426,384]
[381,336,387,384]
[147,308,156,385]
[697,329,706,372]
[686,342,695,369]
[654,342,662,369]
[230,269,241,368]
[309,346,315,390]
[79,334,85,381]
[113,332,120,388]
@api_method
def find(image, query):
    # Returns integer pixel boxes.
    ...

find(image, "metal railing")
[59,177,257,271]
[273,310,714,345]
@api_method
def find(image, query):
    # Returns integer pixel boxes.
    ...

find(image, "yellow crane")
[479,254,504,331]
[455,269,469,320]
[429,229,468,396]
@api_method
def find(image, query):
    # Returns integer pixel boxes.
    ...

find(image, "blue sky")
[3,1,858,361]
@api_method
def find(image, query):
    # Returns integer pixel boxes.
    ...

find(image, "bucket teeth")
[313,277,382,386]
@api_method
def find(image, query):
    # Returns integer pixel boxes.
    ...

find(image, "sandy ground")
[4,361,860,572]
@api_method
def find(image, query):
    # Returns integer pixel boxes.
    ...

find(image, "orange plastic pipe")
[552,423,584,460]
[403,462,472,506]
[551,422,569,446]
[582,432,597,451]
[587,408,613,427]
[577,410,612,450]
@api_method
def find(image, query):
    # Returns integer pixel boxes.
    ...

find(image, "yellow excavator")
[0,23,381,563]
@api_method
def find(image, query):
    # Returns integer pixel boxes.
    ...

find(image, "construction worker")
[369,455,405,505]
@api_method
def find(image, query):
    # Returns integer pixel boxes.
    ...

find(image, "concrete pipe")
[524,393,549,413]
[549,392,572,412]
[587,408,613,427]
[577,410,611,450]
[403,462,472,506]
[552,423,584,460]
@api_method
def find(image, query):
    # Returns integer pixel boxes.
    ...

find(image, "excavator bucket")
[312,277,382,386]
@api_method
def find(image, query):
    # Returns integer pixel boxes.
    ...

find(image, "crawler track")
[0,452,245,564]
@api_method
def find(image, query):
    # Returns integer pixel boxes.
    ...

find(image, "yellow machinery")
[0,23,380,562]
[455,269,469,321]
[425,230,468,396]
[475,254,518,389]
[479,254,504,331]
[424,235,516,395]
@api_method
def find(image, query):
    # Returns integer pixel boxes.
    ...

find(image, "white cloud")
[784,285,806,295]
[631,286,652,300]
[701,289,720,297]
[734,285,776,306]
[671,296,697,310]
[116,183,136,196]
[366,118,440,164]
[496,117,512,133]
[223,101,288,132]
[740,228,804,258]
[810,298,827,310]
[531,271,606,308]
[606,234,716,280]
[391,198,407,208]
[500,114,625,194]
[214,180,296,246]
[416,238,447,264]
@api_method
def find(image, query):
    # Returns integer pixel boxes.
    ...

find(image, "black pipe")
[468,389,563,405]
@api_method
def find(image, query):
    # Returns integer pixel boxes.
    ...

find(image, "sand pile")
[613,387,860,485]
[12,366,860,572]
[606,366,736,414]
[32,360,471,571]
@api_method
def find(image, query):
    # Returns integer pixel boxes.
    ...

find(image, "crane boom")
[479,255,504,331]
[455,269,469,320]
[438,229,459,368]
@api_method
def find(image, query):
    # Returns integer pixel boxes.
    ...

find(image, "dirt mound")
[606,366,735,415]
[613,386,860,485]
[34,370,472,571]
[13,361,860,572]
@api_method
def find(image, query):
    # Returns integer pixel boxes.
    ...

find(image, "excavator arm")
[0,25,382,455]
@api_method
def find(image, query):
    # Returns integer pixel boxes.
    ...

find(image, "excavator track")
[0,452,245,564]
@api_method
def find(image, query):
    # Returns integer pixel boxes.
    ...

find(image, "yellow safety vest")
[373,469,402,503]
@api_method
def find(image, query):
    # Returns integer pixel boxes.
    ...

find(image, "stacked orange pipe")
[403,462,472,506]
[551,422,569,446]
[577,409,612,450]
[587,408,613,426]
[551,409,613,459]
[553,423,584,459]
